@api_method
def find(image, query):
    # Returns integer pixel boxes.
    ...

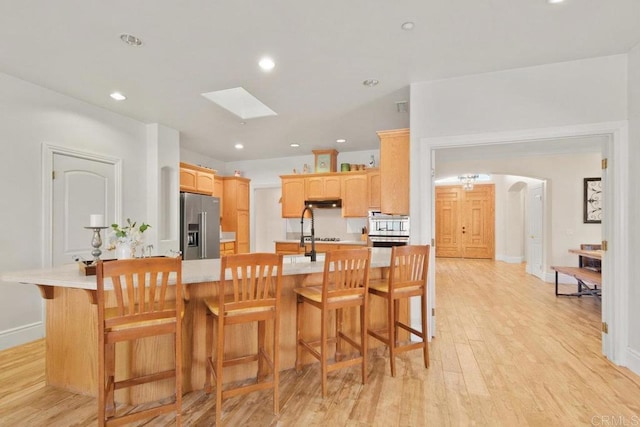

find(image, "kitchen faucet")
[300,205,316,262]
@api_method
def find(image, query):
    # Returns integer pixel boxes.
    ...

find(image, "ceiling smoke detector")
[119,33,143,47]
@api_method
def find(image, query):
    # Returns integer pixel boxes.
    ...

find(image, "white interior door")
[527,183,544,280]
[52,153,116,266]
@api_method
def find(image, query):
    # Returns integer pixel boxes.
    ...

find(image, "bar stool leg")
[335,308,343,361]
[295,295,303,372]
[360,302,367,385]
[258,320,266,381]
[388,297,396,377]
[204,311,213,393]
[215,316,225,427]
[421,294,430,369]
[320,307,328,397]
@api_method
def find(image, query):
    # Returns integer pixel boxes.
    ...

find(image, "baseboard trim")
[625,347,640,376]
[496,254,524,264]
[0,321,45,351]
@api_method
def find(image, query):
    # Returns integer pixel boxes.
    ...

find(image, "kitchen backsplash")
[285,209,367,242]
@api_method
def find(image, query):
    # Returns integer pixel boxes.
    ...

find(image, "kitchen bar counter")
[1,248,398,403]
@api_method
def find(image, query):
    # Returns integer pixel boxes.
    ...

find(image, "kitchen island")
[1,249,402,404]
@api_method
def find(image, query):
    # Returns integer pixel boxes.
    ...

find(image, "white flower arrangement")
[106,218,151,253]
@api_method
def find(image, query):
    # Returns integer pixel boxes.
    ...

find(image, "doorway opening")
[420,121,629,364]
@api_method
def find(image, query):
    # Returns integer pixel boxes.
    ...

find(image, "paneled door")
[435,184,495,259]
[52,153,116,266]
[527,184,544,279]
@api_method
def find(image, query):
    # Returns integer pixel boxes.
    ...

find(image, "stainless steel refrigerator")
[180,192,220,260]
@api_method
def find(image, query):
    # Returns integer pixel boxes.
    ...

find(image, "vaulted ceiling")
[1,1,638,161]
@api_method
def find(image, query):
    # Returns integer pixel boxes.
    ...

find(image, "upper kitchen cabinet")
[213,175,224,215]
[305,175,341,200]
[222,176,250,253]
[367,168,381,210]
[281,175,306,218]
[341,172,368,217]
[179,162,215,196]
[378,129,409,215]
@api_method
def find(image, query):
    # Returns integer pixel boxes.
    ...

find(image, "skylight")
[201,87,277,120]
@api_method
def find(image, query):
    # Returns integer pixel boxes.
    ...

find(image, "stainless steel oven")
[367,211,410,247]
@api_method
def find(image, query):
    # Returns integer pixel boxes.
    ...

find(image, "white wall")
[0,72,152,349]
[627,42,640,368]
[147,124,180,256]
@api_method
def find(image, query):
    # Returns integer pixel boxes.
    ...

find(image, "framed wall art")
[583,177,602,224]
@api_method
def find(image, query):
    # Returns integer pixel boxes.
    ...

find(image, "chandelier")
[458,174,479,191]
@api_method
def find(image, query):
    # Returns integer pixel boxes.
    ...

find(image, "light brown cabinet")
[367,168,381,210]
[222,176,250,253]
[281,170,375,218]
[179,162,216,196]
[305,175,341,200]
[341,172,368,217]
[275,242,353,255]
[281,176,306,218]
[275,242,304,254]
[213,176,224,215]
[378,129,409,215]
[220,241,236,255]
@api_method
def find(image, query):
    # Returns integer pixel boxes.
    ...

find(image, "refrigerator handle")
[201,211,207,258]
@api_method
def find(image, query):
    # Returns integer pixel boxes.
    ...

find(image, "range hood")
[305,199,342,209]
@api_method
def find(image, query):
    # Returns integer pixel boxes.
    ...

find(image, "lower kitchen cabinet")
[220,241,236,255]
[275,242,304,254]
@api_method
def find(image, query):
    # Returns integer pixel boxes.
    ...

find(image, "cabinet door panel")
[378,129,409,215]
[282,177,306,218]
[342,174,368,217]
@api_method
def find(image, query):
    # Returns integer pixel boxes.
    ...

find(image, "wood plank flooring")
[1,259,639,426]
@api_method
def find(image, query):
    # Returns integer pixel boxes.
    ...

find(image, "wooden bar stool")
[293,247,371,397]
[204,253,283,426]
[96,256,183,426]
[368,245,430,377]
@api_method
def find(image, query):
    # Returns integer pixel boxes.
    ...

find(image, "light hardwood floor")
[1,259,639,426]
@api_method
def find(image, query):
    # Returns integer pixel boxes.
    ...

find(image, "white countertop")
[1,248,392,291]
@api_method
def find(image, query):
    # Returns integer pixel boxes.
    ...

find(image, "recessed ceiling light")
[290,143,300,148]
[259,57,275,71]
[362,79,379,87]
[401,22,415,31]
[336,139,346,143]
[119,33,143,47]
[234,143,244,150]
[548,0,564,3]
[110,92,126,101]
